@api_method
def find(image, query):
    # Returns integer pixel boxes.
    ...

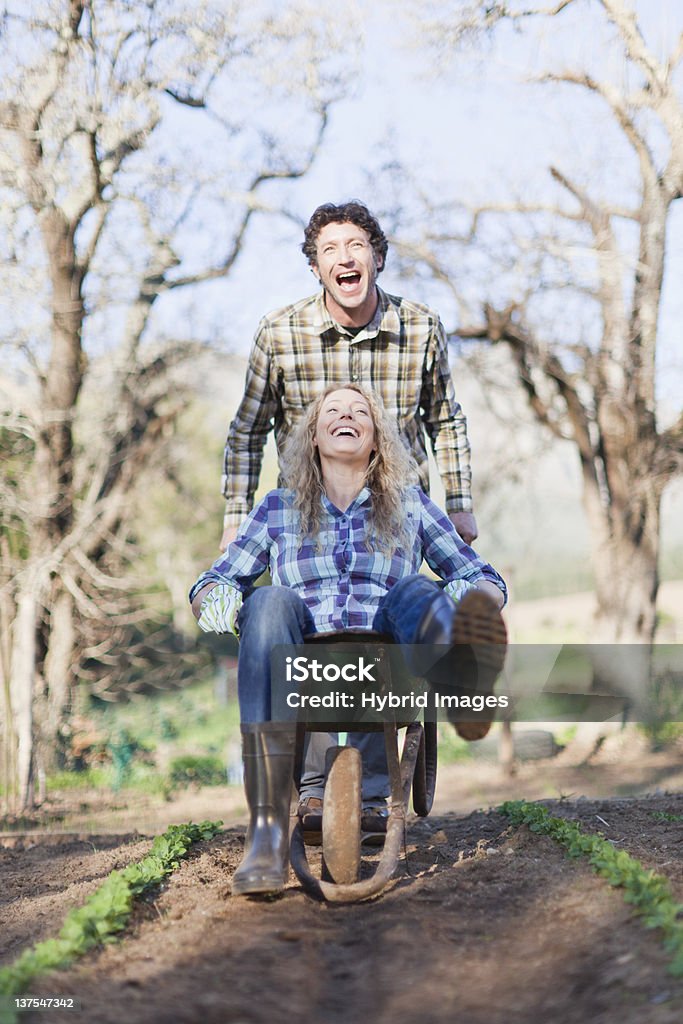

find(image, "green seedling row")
[501,800,683,977]
[0,820,222,1024]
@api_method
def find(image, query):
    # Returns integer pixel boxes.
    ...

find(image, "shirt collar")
[366,287,401,339]
[321,486,372,517]
[312,287,401,342]
[311,289,337,331]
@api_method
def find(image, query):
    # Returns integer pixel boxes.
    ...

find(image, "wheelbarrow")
[288,631,437,903]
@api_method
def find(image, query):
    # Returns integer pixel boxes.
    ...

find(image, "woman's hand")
[196,583,243,636]
[191,582,217,619]
[474,579,505,609]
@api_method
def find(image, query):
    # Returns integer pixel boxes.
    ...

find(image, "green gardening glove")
[197,584,243,637]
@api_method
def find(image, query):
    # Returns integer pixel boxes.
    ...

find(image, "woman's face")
[313,388,376,467]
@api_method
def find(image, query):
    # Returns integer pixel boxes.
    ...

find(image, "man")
[220,200,478,837]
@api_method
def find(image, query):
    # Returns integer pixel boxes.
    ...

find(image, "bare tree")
[394,0,683,699]
[0,0,354,811]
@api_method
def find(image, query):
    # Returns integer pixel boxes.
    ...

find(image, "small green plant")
[640,719,683,750]
[169,754,226,788]
[158,712,179,740]
[89,676,240,761]
[435,724,474,764]
[500,800,683,977]
[45,768,108,791]
[554,724,578,747]
[107,728,150,792]
[638,669,683,750]
[0,821,222,1023]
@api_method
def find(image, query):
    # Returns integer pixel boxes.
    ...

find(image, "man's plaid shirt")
[222,287,472,528]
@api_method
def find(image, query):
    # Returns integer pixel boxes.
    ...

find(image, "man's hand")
[450,511,478,545]
[220,525,239,552]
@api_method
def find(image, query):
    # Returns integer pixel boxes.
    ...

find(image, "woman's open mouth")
[332,426,359,437]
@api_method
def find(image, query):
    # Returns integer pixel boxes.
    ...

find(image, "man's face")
[312,221,382,326]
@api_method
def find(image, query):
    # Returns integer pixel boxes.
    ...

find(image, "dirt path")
[2,790,683,1024]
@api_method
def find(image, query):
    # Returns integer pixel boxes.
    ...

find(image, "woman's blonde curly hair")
[280,383,418,554]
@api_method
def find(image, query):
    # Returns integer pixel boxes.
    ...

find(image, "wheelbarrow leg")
[290,720,424,903]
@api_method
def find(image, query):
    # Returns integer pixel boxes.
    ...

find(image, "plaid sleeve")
[189,495,273,603]
[415,490,507,602]
[420,318,473,514]
[222,320,280,528]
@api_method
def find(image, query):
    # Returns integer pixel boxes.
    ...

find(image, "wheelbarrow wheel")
[322,745,362,885]
[412,720,437,817]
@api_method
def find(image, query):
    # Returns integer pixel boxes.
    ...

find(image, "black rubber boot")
[232,723,296,896]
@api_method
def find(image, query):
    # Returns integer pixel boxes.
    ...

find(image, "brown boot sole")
[454,721,494,741]
[450,590,507,741]
[452,589,507,660]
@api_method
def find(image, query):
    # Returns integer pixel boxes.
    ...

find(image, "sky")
[190,0,683,573]
[200,0,682,414]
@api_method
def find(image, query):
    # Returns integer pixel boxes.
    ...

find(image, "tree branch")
[513,1,577,15]
[100,122,159,181]
[654,412,683,481]
[538,70,658,189]
[668,32,683,72]
[548,165,635,384]
[461,304,600,466]
[146,104,331,295]
[163,88,205,108]
[600,0,667,96]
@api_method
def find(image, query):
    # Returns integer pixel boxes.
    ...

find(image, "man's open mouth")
[336,271,361,291]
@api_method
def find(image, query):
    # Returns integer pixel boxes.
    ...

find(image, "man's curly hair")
[301,201,388,273]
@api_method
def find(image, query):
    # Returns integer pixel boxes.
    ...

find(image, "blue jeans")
[236,575,448,800]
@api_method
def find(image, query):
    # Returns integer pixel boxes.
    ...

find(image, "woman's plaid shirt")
[191,487,506,634]
[222,287,472,529]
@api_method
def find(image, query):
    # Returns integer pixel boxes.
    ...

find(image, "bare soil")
[2,743,683,1024]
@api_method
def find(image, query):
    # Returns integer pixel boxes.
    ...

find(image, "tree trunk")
[0,549,16,812]
[38,213,84,537]
[43,587,77,771]
[9,588,39,811]
[581,467,661,710]
[592,502,660,646]
[2,215,86,806]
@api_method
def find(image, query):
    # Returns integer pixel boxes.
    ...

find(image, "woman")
[190,384,507,896]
